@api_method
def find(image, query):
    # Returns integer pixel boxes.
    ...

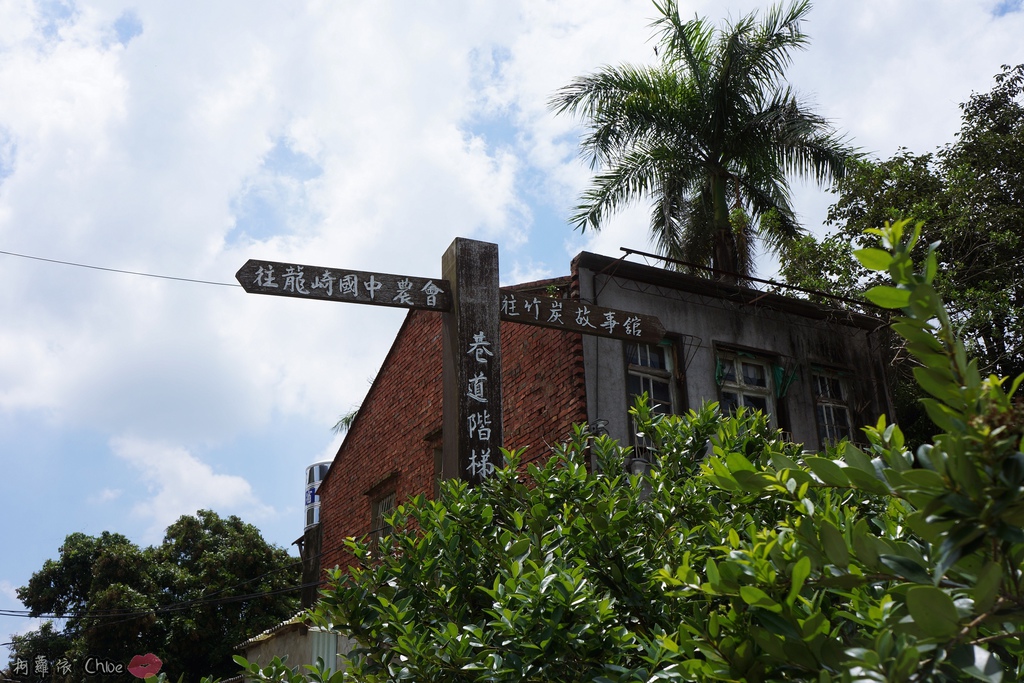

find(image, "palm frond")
[551,0,853,279]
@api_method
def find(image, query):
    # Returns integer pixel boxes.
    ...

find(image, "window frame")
[370,491,396,551]
[624,341,680,416]
[624,340,681,455]
[812,368,853,447]
[715,350,778,428]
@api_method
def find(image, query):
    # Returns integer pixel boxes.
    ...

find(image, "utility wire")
[0,249,241,288]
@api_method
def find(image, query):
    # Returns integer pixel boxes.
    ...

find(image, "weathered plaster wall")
[576,256,890,450]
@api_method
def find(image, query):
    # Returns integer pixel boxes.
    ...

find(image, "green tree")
[788,65,1024,380]
[12,510,300,682]
[239,220,1024,682]
[551,0,854,282]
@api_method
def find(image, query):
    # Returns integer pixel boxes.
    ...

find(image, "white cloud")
[111,436,273,543]
[0,579,19,603]
[87,488,122,504]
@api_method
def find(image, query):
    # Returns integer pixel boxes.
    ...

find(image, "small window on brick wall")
[371,491,396,551]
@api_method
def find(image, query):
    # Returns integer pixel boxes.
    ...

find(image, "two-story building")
[312,249,892,574]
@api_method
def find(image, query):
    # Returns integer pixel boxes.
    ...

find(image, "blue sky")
[2,0,1023,663]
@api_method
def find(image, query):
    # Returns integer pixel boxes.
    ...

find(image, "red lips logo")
[128,653,162,679]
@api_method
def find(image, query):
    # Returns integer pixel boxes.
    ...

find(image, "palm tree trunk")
[711,174,738,284]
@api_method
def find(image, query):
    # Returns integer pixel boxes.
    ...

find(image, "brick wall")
[317,307,587,574]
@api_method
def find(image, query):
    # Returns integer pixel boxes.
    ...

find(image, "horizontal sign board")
[235,259,452,312]
[498,289,666,344]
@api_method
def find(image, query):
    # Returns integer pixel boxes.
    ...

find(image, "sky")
[2,0,1023,660]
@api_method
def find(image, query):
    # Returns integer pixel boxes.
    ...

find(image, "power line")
[0,249,241,288]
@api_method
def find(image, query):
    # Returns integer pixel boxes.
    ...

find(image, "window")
[626,342,679,456]
[717,352,776,426]
[625,342,677,415]
[305,505,320,527]
[814,371,852,446]
[370,491,396,550]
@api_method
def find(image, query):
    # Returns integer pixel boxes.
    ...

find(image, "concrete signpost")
[236,237,666,485]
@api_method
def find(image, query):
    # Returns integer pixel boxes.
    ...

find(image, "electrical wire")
[0,249,241,288]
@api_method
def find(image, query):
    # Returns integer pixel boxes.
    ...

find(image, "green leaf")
[897,468,947,492]
[891,321,945,354]
[973,561,1003,614]
[913,366,966,409]
[843,443,874,473]
[879,554,931,584]
[906,586,960,638]
[922,398,966,433]
[864,285,911,309]
[740,586,781,612]
[819,520,850,568]
[787,556,811,606]
[950,644,1004,682]
[725,451,755,472]
[852,519,879,569]
[853,248,893,270]
[804,456,850,487]
[844,467,890,495]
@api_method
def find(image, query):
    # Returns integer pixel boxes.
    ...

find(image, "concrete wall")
[242,624,310,672]
[240,626,355,679]
[575,254,891,450]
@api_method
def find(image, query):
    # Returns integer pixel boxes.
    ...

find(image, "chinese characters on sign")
[465,331,496,479]
[236,260,453,312]
[498,290,666,344]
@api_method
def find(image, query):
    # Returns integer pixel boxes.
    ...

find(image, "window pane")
[721,391,740,415]
[742,362,767,387]
[743,394,769,413]
[627,373,642,398]
[720,358,736,383]
[628,343,665,370]
[651,379,672,414]
[625,343,640,366]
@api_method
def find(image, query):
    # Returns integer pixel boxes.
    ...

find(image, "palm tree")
[550,0,855,282]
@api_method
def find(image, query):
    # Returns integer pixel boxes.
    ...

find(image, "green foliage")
[239,219,1024,682]
[550,0,854,281]
[11,510,301,682]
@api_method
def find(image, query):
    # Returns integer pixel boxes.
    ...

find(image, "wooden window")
[626,342,679,454]
[370,491,396,550]
[625,342,677,415]
[717,352,776,427]
[813,371,852,447]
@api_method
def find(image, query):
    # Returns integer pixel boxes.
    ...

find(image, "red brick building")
[315,276,586,574]
[312,251,892,577]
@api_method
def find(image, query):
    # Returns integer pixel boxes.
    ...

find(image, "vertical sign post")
[441,238,502,485]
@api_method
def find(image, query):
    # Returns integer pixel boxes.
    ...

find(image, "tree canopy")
[551,0,854,281]
[239,220,1024,682]
[782,64,1024,380]
[11,510,300,682]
